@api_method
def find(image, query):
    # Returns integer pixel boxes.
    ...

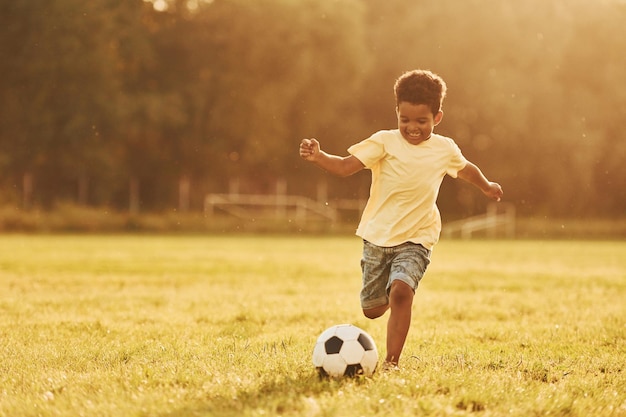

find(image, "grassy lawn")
[0,235,624,416]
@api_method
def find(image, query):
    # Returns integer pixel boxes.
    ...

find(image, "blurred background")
[1,0,625,234]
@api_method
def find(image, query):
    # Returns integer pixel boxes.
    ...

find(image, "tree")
[1,0,625,219]
[0,0,143,208]
[174,0,370,201]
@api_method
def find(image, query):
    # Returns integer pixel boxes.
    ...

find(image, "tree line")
[1,0,624,218]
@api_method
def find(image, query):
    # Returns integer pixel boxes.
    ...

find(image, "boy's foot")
[381,361,400,372]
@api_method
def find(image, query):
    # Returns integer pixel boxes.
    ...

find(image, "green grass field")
[0,235,625,416]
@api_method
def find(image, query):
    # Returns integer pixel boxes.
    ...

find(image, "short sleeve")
[445,140,468,178]
[347,131,388,168]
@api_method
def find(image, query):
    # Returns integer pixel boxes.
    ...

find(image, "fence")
[204,180,366,226]
[441,202,516,239]
[205,180,514,238]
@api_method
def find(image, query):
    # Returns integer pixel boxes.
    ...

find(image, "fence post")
[487,203,497,238]
[317,181,328,203]
[22,172,33,210]
[179,175,190,213]
[276,179,287,218]
[229,178,239,196]
[129,177,140,215]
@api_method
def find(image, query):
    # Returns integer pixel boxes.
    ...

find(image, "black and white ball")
[312,324,378,377]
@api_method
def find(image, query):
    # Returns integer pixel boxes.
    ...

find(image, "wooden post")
[487,203,497,238]
[179,176,190,213]
[229,178,239,196]
[23,172,33,210]
[276,178,287,218]
[78,176,88,205]
[129,177,140,215]
[505,203,516,238]
[317,181,328,203]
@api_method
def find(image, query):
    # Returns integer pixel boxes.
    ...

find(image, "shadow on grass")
[158,372,371,417]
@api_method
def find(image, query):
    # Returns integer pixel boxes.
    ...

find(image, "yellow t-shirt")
[348,130,467,249]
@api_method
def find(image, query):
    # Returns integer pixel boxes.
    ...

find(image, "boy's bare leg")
[363,304,388,320]
[385,280,414,365]
[362,280,414,367]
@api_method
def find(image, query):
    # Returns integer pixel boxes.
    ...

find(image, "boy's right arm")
[299,138,364,177]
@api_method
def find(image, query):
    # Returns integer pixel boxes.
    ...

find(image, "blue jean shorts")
[360,240,431,309]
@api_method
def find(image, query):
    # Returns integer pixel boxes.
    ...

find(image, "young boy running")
[299,69,503,370]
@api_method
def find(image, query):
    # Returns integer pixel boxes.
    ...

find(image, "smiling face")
[396,101,443,145]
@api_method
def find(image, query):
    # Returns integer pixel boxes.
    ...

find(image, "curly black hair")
[394,70,447,116]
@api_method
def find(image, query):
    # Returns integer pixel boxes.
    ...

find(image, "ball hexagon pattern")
[312,324,378,378]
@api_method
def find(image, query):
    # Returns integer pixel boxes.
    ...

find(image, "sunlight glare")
[152,0,168,12]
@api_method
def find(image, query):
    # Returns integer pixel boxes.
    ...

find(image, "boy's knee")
[389,280,414,305]
[362,310,378,320]
[363,304,388,319]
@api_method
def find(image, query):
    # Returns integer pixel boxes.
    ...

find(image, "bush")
[1,204,625,238]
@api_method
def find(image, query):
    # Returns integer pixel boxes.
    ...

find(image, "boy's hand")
[484,182,503,202]
[299,138,320,161]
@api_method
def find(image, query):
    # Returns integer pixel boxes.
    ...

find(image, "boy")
[299,69,503,370]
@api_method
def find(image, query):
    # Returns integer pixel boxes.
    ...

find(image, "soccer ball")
[312,324,378,378]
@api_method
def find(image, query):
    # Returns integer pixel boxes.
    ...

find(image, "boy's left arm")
[457,162,503,201]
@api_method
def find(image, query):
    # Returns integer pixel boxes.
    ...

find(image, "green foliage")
[0,236,624,416]
[1,203,626,237]
[0,0,625,216]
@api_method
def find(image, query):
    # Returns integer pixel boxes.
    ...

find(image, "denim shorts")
[360,240,431,309]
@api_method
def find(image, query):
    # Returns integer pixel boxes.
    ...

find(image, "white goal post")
[441,203,516,239]
[204,180,366,225]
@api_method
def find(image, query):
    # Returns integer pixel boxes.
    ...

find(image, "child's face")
[396,102,443,145]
